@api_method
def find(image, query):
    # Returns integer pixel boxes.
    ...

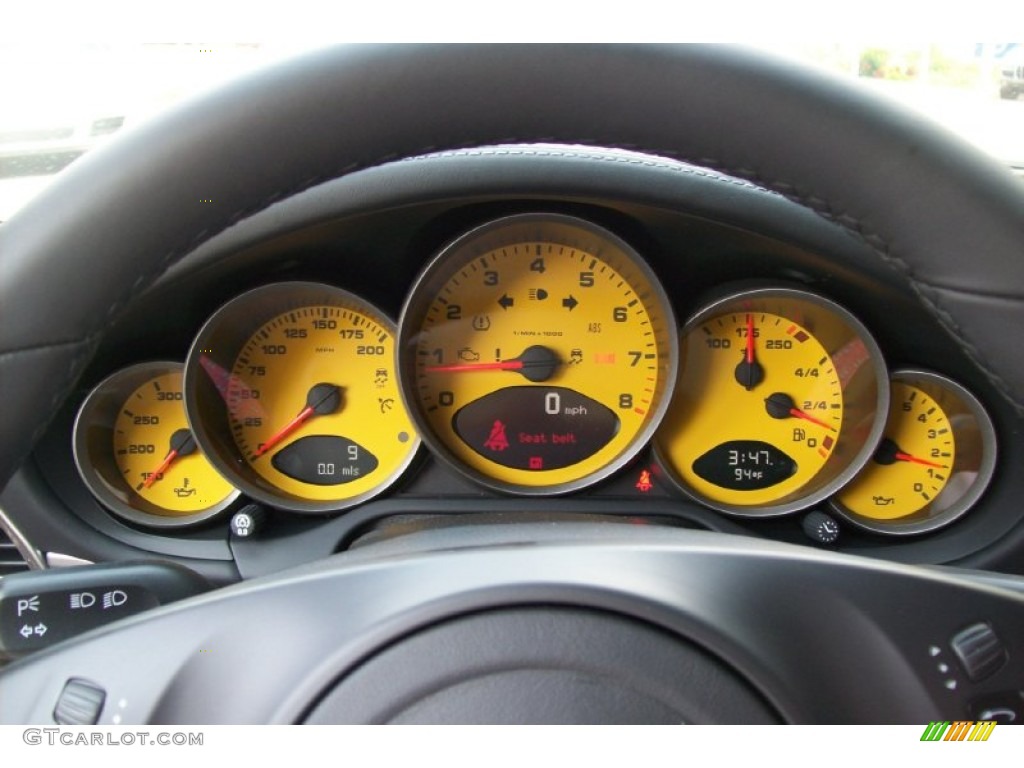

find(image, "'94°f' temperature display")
[397,214,678,494]
[692,440,797,491]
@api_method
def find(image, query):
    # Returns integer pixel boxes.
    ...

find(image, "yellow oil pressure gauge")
[832,370,997,535]
[73,362,239,527]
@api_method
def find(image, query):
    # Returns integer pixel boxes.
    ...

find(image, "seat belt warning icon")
[484,420,509,451]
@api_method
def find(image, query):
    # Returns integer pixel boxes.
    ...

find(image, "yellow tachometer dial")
[398,214,678,494]
[185,283,419,513]
[73,362,239,527]
[832,370,996,535]
[654,287,888,516]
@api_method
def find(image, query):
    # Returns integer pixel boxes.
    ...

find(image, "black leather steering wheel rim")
[3,43,1024,486]
[6,45,1024,726]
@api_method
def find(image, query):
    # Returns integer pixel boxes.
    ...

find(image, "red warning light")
[529,456,544,470]
[635,469,653,493]
[483,420,509,451]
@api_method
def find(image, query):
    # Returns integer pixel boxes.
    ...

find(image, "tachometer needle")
[142,429,197,488]
[733,313,765,390]
[425,345,561,383]
[764,392,836,432]
[873,438,947,468]
[253,383,343,459]
[426,360,526,373]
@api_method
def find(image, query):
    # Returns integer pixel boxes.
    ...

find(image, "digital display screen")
[692,440,798,491]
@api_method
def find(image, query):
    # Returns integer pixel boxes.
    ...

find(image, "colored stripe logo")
[920,721,997,741]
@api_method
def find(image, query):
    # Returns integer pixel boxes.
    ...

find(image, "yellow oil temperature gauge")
[185,283,420,513]
[73,362,239,527]
[654,287,889,516]
[832,369,997,535]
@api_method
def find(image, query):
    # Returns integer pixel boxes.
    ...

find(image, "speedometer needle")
[252,383,342,459]
[746,314,755,365]
[142,429,197,488]
[425,345,561,383]
[734,313,765,390]
[764,392,836,431]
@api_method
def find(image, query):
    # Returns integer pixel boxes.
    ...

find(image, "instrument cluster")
[71,213,997,539]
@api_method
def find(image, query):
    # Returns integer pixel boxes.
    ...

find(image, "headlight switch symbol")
[102,590,128,609]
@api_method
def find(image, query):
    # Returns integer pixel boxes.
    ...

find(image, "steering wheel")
[2,45,1024,724]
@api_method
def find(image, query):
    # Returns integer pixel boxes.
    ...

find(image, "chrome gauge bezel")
[396,213,679,496]
[653,286,890,518]
[183,282,421,514]
[72,361,240,528]
[830,369,997,536]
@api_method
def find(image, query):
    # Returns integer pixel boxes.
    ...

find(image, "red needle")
[141,429,197,489]
[746,313,755,364]
[787,406,837,432]
[894,451,946,468]
[143,449,179,489]
[425,360,524,373]
[735,315,765,389]
[250,382,343,460]
[424,346,560,383]
[253,405,314,458]
[764,393,836,431]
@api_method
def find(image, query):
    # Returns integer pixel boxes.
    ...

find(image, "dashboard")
[7,145,1023,583]
[4,46,1024,725]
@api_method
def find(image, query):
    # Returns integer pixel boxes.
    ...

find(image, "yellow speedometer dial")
[185,283,419,513]
[655,287,888,516]
[398,214,678,494]
[73,362,239,527]
[227,307,413,502]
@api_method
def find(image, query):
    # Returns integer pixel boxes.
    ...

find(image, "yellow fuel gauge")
[832,370,996,535]
[73,362,239,527]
